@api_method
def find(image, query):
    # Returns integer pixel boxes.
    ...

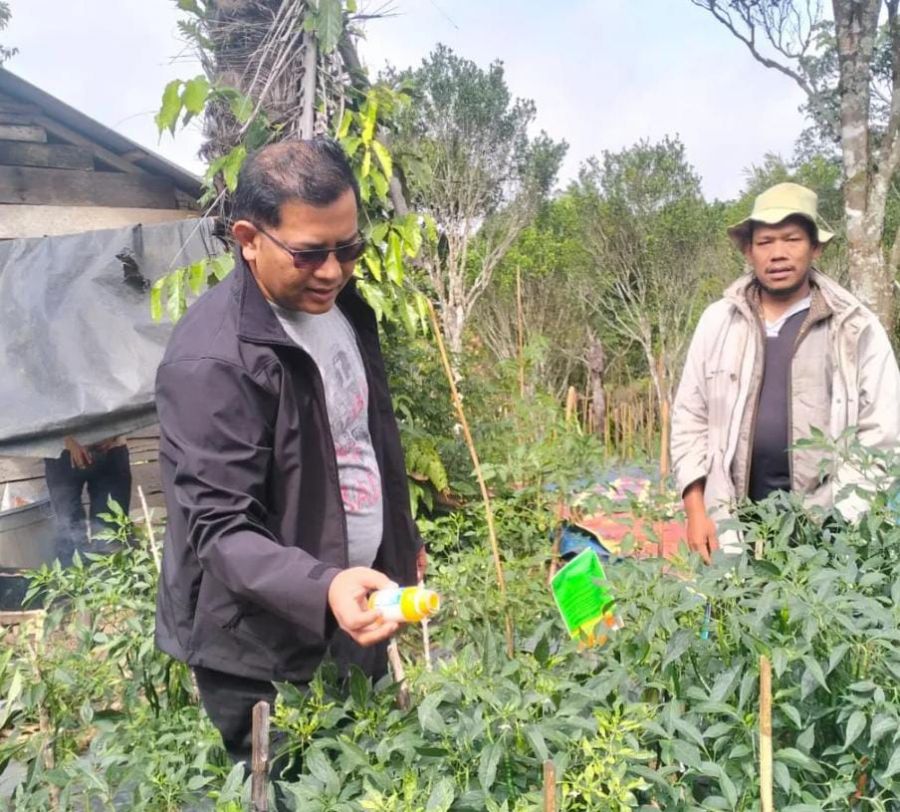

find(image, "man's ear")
[811,243,823,262]
[232,220,261,264]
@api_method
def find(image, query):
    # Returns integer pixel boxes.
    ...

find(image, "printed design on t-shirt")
[324,348,382,513]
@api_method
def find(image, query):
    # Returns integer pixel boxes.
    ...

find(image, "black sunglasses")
[257,227,367,271]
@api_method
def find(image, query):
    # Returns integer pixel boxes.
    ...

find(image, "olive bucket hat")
[727,182,834,249]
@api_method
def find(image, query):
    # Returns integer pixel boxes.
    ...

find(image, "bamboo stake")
[426,299,514,657]
[387,638,410,710]
[543,759,557,812]
[759,655,773,812]
[251,701,270,812]
[138,485,161,574]
[565,386,578,424]
[604,393,611,456]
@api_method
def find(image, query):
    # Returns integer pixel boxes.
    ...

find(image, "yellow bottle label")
[369,587,441,623]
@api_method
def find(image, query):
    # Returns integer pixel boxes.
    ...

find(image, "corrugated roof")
[0,67,203,199]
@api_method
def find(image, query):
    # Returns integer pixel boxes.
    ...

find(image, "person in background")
[671,182,900,560]
[43,435,131,565]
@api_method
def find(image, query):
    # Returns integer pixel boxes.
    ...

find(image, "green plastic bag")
[550,548,617,644]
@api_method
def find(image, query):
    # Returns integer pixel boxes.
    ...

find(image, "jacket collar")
[723,269,860,325]
[232,250,363,346]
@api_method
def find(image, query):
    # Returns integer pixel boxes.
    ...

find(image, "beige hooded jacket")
[671,270,900,552]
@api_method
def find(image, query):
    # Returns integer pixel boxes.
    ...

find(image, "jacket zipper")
[742,315,767,499]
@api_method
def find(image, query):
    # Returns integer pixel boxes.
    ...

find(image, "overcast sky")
[4,0,809,201]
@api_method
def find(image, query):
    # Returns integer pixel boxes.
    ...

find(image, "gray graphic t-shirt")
[271,302,383,567]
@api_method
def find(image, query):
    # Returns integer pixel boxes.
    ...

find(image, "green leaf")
[662,629,694,671]
[362,100,377,143]
[181,76,210,115]
[150,278,164,321]
[673,718,705,748]
[801,656,829,696]
[360,147,372,179]
[156,80,183,135]
[370,168,389,201]
[776,747,824,775]
[844,710,866,750]
[349,666,370,708]
[870,714,896,746]
[228,92,255,124]
[313,0,343,53]
[371,139,393,179]
[772,647,788,678]
[362,247,382,282]
[881,745,900,780]
[671,739,701,769]
[827,642,850,673]
[774,761,791,794]
[307,749,340,794]
[709,664,740,702]
[524,725,549,762]
[187,261,206,295]
[166,269,185,323]
[478,741,503,791]
[797,723,815,753]
[425,777,455,812]
[699,762,737,808]
[341,135,363,157]
[221,145,247,192]
[209,253,235,281]
[417,691,445,734]
[780,703,802,730]
[386,230,404,284]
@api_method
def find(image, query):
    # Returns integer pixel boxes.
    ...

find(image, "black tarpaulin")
[0,218,220,458]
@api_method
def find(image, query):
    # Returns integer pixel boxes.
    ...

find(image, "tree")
[0,1,17,65]
[576,137,732,458]
[393,45,567,359]
[474,193,594,400]
[689,0,900,329]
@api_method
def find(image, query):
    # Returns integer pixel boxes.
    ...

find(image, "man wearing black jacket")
[154,138,424,772]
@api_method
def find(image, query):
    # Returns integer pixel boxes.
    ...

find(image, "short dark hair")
[230,138,360,228]
[748,214,819,248]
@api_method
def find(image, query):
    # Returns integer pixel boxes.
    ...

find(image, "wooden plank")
[0,203,196,239]
[0,99,41,115]
[0,140,93,170]
[0,124,47,144]
[0,166,177,208]
[251,701,270,812]
[0,112,36,126]
[34,115,148,176]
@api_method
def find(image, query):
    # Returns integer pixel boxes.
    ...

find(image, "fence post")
[543,759,556,812]
[251,700,270,812]
[759,655,773,812]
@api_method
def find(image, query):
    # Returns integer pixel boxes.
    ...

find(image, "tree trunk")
[833,0,895,328]
[586,333,606,437]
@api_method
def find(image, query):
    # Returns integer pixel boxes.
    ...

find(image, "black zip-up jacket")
[154,255,418,682]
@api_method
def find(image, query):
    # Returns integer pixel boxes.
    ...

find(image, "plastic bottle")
[368,586,441,623]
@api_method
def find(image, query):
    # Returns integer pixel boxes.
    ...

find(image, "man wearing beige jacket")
[671,182,900,559]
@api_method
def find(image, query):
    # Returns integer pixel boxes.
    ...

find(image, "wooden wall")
[0,93,195,239]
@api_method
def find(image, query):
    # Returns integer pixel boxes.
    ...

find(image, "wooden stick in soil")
[543,759,557,812]
[387,637,410,710]
[138,485,161,573]
[251,700,270,812]
[759,654,774,812]
[426,299,514,657]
